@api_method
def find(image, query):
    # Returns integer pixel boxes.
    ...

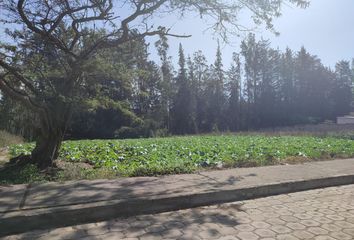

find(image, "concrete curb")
[1,174,354,237]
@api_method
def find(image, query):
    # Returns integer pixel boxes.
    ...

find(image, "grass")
[4,134,354,185]
[0,130,23,148]
[0,161,118,185]
[0,164,47,185]
[0,130,23,169]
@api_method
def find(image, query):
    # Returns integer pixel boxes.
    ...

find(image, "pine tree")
[227,52,242,131]
[258,47,279,127]
[241,34,270,128]
[295,47,325,121]
[332,61,353,116]
[279,47,295,124]
[294,47,311,118]
[187,56,198,132]
[133,40,150,116]
[171,44,194,134]
[155,35,174,130]
[206,42,226,131]
[241,33,257,129]
[192,51,209,132]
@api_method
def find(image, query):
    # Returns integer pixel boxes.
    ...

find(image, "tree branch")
[0,75,43,113]
[0,58,39,95]
[17,0,78,59]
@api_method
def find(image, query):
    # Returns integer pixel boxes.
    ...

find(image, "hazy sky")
[147,0,354,69]
[1,0,353,69]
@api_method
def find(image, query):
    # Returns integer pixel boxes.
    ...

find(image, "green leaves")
[9,135,354,177]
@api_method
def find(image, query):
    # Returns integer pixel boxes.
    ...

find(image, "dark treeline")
[1,33,353,140]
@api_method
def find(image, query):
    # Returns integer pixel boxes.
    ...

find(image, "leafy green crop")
[9,135,354,177]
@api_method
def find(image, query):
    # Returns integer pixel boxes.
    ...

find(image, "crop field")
[10,135,354,177]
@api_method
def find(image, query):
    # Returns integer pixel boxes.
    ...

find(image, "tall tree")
[294,47,325,120]
[187,55,198,132]
[155,35,174,131]
[227,52,242,131]
[192,51,209,132]
[206,42,226,131]
[332,60,353,116]
[241,34,270,128]
[171,44,194,134]
[258,48,280,127]
[279,47,295,123]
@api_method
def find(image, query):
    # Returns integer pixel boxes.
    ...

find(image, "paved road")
[3,184,354,240]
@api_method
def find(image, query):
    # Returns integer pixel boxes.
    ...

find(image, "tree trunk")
[31,104,72,169]
[31,129,64,169]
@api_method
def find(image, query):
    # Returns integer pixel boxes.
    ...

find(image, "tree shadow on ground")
[12,202,246,239]
[1,173,257,238]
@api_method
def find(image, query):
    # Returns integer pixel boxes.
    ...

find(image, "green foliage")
[9,135,354,177]
[70,97,141,139]
[0,164,46,185]
[171,44,195,134]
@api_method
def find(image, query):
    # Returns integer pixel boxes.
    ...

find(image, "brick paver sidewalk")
[4,184,354,240]
[2,159,354,213]
[1,158,354,237]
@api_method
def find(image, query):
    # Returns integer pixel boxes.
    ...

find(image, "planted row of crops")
[10,135,354,176]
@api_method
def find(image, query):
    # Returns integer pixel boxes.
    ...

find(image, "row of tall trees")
[168,34,354,134]
[1,33,353,139]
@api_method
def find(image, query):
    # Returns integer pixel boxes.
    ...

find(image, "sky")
[147,0,354,69]
[1,0,353,69]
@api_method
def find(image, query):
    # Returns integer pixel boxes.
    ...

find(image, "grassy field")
[6,134,354,183]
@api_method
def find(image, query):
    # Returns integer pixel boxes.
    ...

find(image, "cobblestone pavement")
[3,184,354,240]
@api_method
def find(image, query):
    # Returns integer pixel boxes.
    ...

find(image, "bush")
[115,119,167,139]
[114,126,142,139]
